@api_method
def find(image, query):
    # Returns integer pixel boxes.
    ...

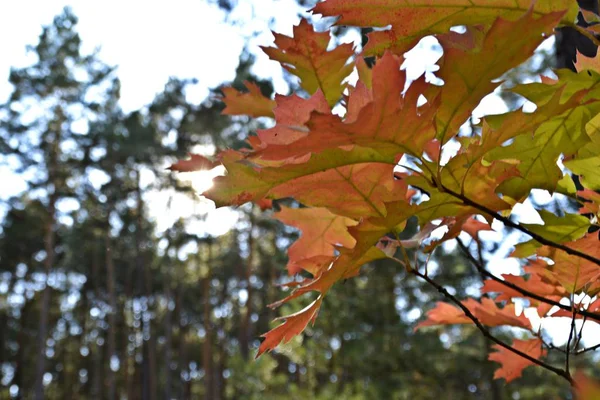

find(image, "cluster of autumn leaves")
[170,0,600,395]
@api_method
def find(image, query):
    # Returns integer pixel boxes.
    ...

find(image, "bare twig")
[565,295,576,375]
[439,184,600,268]
[576,342,600,356]
[539,336,568,355]
[456,238,600,323]
[405,263,574,385]
[575,316,587,350]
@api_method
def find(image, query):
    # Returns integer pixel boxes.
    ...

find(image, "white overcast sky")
[0,0,303,111]
[0,0,305,235]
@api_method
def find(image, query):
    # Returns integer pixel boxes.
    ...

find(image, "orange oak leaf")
[257,245,389,356]
[203,146,397,210]
[422,215,493,251]
[261,19,354,106]
[578,188,600,215]
[256,296,323,358]
[312,0,576,57]
[253,52,437,163]
[536,233,600,294]
[488,338,546,383]
[221,81,276,118]
[481,274,565,304]
[575,50,600,73]
[416,298,531,330]
[254,92,329,149]
[275,206,358,275]
[167,154,219,173]
[434,10,564,143]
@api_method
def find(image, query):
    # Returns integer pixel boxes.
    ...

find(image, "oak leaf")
[222,81,276,118]
[488,338,546,383]
[313,0,576,57]
[261,19,354,106]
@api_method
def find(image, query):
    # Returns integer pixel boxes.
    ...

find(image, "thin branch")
[565,295,576,375]
[409,266,574,385]
[576,342,600,356]
[456,238,600,323]
[575,316,587,350]
[440,184,600,268]
[539,336,568,355]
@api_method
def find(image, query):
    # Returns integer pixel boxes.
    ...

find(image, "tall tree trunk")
[135,172,157,400]
[14,299,30,399]
[176,284,188,400]
[163,269,173,400]
[34,191,57,400]
[92,255,103,399]
[124,262,135,400]
[202,240,214,400]
[106,233,118,400]
[239,208,255,360]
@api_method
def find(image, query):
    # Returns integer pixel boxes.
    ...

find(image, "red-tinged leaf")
[261,19,354,106]
[488,338,546,383]
[435,10,565,143]
[578,189,600,215]
[415,301,471,330]
[276,207,358,275]
[253,52,437,163]
[416,298,531,330]
[255,92,330,149]
[423,216,493,252]
[312,0,576,57]
[575,50,600,74]
[462,217,494,239]
[168,154,219,173]
[256,198,273,211]
[256,297,323,357]
[550,297,599,318]
[221,81,276,118]
[481,274,565,304]
[271,163,407,219]
[536,233,600,294]
[355,56,372,89]
[287,255,334,277]
[203,146,399,210]
[406,153,519,225]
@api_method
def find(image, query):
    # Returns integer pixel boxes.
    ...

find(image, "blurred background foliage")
[0,3,597,400]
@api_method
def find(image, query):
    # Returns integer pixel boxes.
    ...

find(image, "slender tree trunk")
[14,299,30,399]
[34,191,57,400]
[106,233,118,400]
[92,255,103,399]
[202,240,214,400]
[135,172,157,400]
[239,208,255,360]
[176,284,188,400]
[216,271,229,400]
[163,269,173,400]
[124,265,135,400]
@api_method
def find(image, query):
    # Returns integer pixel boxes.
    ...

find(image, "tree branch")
[456,238,600,323]
[410,266,574,385]
[576,342,600,355]
[440,184,600,268]
[565,297,576,375]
